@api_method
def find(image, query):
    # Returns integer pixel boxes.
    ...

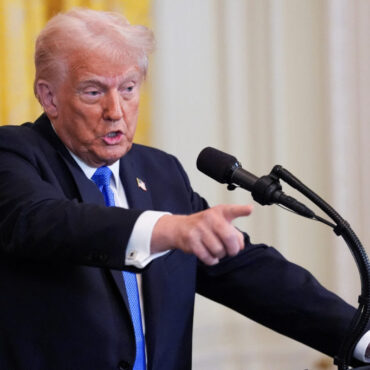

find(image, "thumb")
[222,204,253,222]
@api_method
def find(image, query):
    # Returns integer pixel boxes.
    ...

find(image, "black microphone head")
[196,147,240,184]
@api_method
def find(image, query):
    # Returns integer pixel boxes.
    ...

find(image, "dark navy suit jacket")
[0,114,360,369]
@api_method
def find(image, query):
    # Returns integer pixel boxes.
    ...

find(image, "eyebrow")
[78,72,142,90]
[77,80,107,89]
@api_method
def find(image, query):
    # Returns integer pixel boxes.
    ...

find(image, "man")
[0,8,368,370]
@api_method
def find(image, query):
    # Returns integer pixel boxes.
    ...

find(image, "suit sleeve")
[196,232,363,363]
[0,127,142,269]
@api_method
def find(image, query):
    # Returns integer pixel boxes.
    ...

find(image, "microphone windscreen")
[196,147,239,183]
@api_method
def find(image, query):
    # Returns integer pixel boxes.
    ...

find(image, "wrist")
[150,214,182,254]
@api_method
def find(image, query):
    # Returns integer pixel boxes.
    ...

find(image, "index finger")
[221,204,253,221]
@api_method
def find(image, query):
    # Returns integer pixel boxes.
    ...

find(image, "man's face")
[51,50,143,167]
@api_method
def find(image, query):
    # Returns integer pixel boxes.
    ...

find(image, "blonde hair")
[34,8,155,99]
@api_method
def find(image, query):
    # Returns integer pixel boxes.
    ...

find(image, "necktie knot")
[91,166,112,188]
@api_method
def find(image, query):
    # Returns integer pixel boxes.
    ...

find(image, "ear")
[35,80,59,118]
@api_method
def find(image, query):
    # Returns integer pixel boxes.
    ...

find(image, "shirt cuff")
[125,211,170,268]
[353,330,370,363]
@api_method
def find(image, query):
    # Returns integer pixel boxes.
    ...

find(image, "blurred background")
[0,0,369,369]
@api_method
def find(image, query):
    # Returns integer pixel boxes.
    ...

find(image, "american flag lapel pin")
[136,177,147,191]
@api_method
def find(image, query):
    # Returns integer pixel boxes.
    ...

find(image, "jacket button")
[118,360,131,370]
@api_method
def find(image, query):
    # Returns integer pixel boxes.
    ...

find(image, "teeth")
[107,132,118,138]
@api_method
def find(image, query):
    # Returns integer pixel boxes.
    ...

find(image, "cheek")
[59,99,98,134]
[71,109,101,137]
[126,102,139,134]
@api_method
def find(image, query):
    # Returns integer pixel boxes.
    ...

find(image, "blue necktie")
[91,166,146,370]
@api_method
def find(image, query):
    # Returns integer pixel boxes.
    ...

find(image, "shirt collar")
[68,150,120,187]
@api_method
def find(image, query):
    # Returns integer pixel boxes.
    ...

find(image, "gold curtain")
[0,0,152,145]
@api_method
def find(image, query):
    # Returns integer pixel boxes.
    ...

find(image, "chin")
[102,148,131,165]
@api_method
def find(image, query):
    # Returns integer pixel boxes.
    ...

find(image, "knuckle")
[191,242,202,255]
[214,218,225,229]
[217,248,227,259]
[202,209,216,224]
[211,244,225,259]
[196,248,209,262]
[186,227,201,245]
[229,243,240,256]
[224,232,240,255]
[195,245,218,265]
[219,224,233,241]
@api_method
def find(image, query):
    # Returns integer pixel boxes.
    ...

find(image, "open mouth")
[103,131,123,145]
[106,132,119,138]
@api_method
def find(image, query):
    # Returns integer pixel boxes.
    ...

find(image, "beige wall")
[151,1,370,369]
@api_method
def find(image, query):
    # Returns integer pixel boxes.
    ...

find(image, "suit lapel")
[60,153,106,205]
[119,148,169,366]
[118,150,153,211]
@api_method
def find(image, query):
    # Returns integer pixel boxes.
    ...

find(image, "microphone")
[196,147,315,218]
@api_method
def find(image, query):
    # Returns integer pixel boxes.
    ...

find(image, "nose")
[103,90,123,122]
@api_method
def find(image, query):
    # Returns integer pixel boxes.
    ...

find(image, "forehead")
[66,49,142,85]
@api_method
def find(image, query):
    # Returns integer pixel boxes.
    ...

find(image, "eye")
[79,87,103,103]
[122,85,135,94]
[119,83,136,98]
[87,90,100,96]
[84,89,102,97]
